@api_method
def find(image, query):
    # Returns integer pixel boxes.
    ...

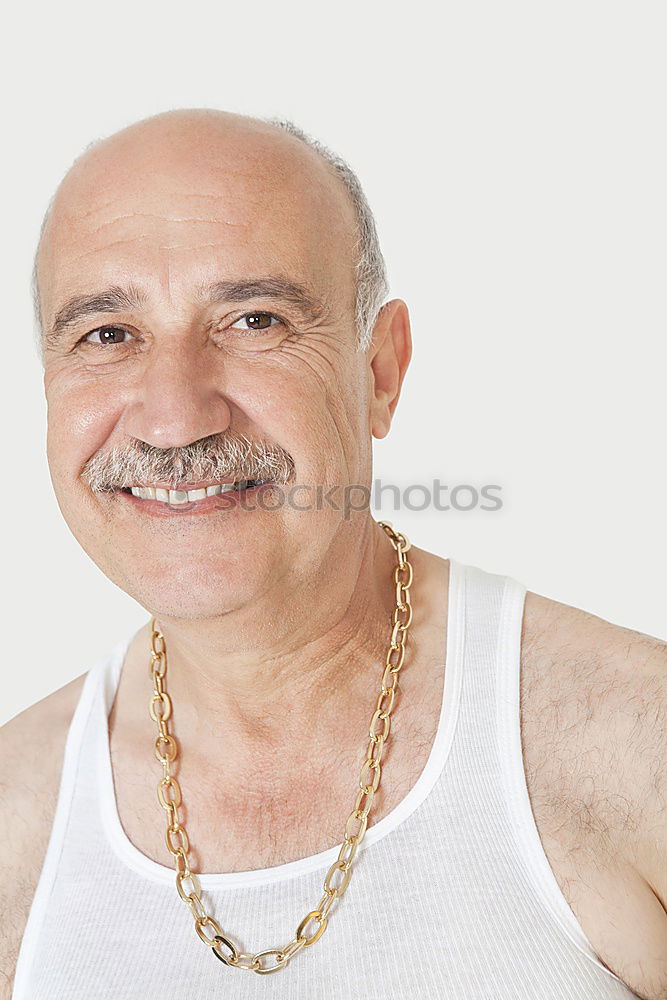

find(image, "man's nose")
[120,339,233,448]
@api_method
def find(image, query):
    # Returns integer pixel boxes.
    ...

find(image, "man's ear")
[368,299,412,440]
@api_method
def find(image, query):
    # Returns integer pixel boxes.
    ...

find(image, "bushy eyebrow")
[46,276,327,348]
[197,277,327,323]
[47,285,147,346]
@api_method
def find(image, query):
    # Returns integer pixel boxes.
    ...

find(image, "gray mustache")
[81,431,295,493]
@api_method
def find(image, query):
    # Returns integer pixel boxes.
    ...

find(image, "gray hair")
[31,114,389,358]
[261,117,390,351]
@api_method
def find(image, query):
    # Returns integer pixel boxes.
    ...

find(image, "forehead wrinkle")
[64,235,160,261]
[83,213,247,240]
[62,192,246,233]
[49,215,254,271]
[57,159,328,246]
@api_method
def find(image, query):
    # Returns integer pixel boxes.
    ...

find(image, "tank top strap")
[11,641,124,999]
[449,560,516,745]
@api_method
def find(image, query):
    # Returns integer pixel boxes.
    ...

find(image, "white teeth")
[129,482,241,505]
[206,483,237,496]
[169,490,189,504]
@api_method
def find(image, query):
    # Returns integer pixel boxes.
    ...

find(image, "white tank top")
[12,560,636,998]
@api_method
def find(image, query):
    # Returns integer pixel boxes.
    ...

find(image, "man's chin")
[126,575,270,623]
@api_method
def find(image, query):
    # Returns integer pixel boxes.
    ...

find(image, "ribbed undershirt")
[12,560,636,998]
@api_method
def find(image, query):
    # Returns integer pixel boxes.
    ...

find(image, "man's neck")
[107,540,449,873]
[119,521,407,772]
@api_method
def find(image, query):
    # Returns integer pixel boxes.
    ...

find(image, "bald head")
[32,108,388,359]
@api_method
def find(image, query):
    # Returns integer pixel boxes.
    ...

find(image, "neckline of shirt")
[96,557,465,889]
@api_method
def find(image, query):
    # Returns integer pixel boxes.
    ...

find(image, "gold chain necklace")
[148,520,413,975]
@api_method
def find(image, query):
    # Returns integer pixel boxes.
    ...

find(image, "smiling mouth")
[118,479,272,507]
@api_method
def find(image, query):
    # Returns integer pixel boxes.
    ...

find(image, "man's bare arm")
[624,637,667,997]
[521,591,667,1000]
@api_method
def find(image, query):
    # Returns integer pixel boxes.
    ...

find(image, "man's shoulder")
[0,669,89,859]
[0,671,88,997]
[1,669,89,783]
[522,587,665,715]
[520,589,667,993]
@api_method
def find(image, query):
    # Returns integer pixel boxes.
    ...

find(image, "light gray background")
[2,1,665,726]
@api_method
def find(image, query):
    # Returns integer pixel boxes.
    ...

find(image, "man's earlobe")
[371,389,391,440]
[369,299,412,440]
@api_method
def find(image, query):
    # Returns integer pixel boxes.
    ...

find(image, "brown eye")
[230,312,281,333]
[82,326,132,346]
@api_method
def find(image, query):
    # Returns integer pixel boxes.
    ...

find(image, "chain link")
[148,520,413,974]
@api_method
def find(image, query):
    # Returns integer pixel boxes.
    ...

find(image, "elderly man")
[1,109,665,1000]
